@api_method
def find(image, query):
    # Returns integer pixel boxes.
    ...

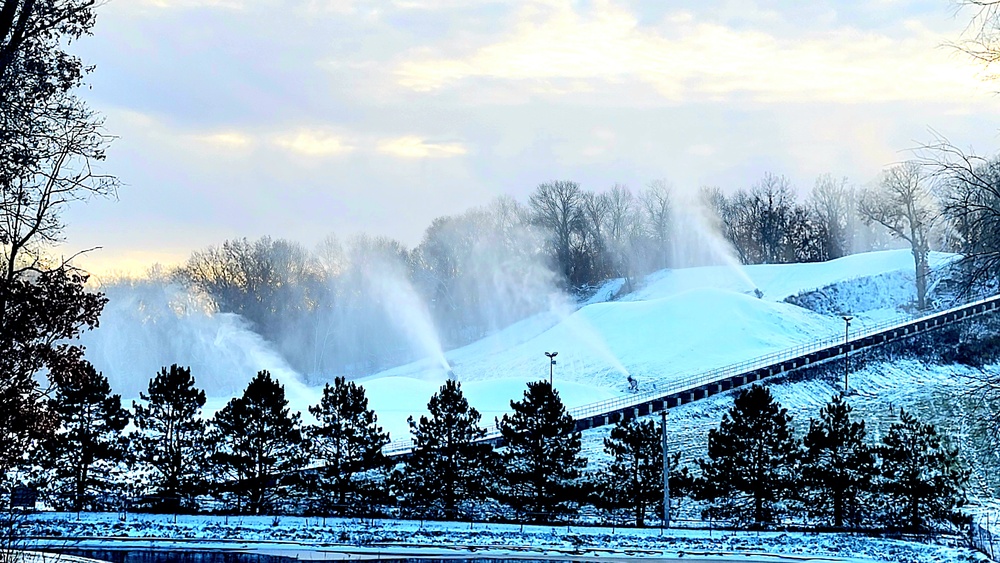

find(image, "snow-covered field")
[21,512,988,563]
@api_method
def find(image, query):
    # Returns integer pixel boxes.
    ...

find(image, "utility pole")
[661,408,670,530]
[842,316,852,394]
[545,352,558,386]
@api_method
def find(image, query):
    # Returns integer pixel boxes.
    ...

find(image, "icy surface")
[22,513,988,563]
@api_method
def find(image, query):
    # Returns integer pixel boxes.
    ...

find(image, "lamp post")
[661,409,670,531]
[842,316,852,394]
[545,352,558,385]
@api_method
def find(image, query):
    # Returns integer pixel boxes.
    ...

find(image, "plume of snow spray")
[81,278,318,411]
[361,256,452,378]
[669,189,758,293]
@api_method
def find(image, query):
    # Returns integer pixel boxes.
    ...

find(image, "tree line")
[134,168,947,382]
[25,363,968,533]
[132,152,1000,386]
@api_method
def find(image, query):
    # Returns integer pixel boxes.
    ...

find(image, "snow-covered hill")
[94,249,965,445]
[351,249,958,440]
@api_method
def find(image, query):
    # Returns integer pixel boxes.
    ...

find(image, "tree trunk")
[833,489,843,528]
[914,249,928,310]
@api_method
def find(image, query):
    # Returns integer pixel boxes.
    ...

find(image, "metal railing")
[382,291,1000,457]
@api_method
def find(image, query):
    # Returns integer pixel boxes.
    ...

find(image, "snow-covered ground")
[352,250,958,441]
[21,512,988,563]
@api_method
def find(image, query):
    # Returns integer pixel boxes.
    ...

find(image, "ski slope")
[353,250,957,440]
[89,249,958,442]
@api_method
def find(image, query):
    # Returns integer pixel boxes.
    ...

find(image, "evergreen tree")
[878,409,969,531]
[307,376,390,515]
[596,417,663,527]
[209,370,306,515]
[38,361,129,511]
[132,364,207,511]
[499,380,587,522]
[801,394,876,528]
[392,379,495,518]
[696,384,799,527]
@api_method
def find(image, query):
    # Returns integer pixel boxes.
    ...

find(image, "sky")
[59,0,1000,275]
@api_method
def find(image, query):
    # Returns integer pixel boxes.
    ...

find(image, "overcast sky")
[61,0,1000,275]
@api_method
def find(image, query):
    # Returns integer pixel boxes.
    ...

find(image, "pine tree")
[392,379,496,518]
[499,380,587,522]
[38,361,129,512]
[878,409,969,531]
[132,364,208,511]
[801,394,876,528]
[597,417,663,527]
[307,376,390,515]
[696,384,799,527]
[209,370,306,515]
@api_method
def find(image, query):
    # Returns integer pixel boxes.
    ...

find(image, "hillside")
[85,249,977,448]
[355,249,959,440]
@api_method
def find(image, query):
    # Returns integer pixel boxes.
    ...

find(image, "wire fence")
[382,290,1000,457]
[972,512,999,560]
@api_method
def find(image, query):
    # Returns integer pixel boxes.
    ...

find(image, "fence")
[972,513,998,560]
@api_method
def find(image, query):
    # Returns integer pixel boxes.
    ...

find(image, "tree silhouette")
[38,361,129,511]
[210,370,306,515]
[132,365,207,511]
[500,380,587,522]
[392,380,496,518]
[697,385,799,527]
[596,417,666,527]
[878,409,969,531]
[801,394,876,528]
[307,376,390,515]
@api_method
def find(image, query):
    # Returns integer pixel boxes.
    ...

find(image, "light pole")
[545,352,558,385]
[661,409,670,531]
[842,316,852,394]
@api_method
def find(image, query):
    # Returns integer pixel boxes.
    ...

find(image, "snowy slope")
[350,250,957,440]
[92,249,957,442]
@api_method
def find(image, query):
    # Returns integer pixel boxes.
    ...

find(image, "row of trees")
[169,152,1000,382]
[27,363,968,532]
[142,171,920,383]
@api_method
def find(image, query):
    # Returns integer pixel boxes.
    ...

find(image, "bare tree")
[602,184,641,289]
[858,162,936,309]
[640,180,672,270]
[920,137,1000,294]
[579,190,611,282]
[951,0,1000,69]
[809,174,853,259]
[722,173,797,264]
[529,181,584,284]
[0,0,115,480]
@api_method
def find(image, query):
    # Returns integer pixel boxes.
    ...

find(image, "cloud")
[137,0,245,8]
[274,130,355,156]
[394,1,990,104]
[378,136,468,158]
[195,132,253,148]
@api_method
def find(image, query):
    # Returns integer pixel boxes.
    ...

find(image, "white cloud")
[194,132,253,148]
[274,130,355,156]
[394,0,990,104]
[378,136,468,158]
[138,0,245,8]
